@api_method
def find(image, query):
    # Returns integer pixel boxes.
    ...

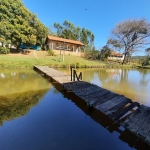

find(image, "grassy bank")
[0,54,106,69]
[0,51,139,69]
[137,65,150,69]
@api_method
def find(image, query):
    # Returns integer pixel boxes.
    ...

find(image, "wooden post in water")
[78,72,82,80]
[71,66,73,81]
[73,70,76,81]
[74,69,82,81]
[71,66,82,81]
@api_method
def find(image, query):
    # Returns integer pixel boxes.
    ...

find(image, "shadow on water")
[0,89,49,126]
[45,76,150,150]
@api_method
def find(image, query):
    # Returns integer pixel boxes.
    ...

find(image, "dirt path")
[7,50,40,58]
[33,50,38,59]
[7,49,50,59]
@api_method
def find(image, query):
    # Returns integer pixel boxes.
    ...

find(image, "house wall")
[52,50,84,57]
[47,40,81,52]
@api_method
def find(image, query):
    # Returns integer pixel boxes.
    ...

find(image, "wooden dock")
[34,66,150,146]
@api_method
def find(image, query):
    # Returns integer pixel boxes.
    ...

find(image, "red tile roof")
[47,36,85,46]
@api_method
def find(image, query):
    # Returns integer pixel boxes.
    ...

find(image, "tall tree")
[107,19,150,64]
[90,34,95,48]
[0,0,48,50]
[54,23,63,37]
[53,20,95,48]
[80,28,88,45]
[0,0,14,45]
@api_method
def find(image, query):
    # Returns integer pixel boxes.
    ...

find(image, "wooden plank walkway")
[34,66,71,83]
[34,66,150,146]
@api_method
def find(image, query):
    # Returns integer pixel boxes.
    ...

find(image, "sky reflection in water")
[59,68,150,106]
[82,69,150,106]
[0,69,149,149]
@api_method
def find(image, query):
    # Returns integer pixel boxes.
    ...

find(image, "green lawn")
[0,54,106,69]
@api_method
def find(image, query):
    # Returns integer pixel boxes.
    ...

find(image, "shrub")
[70,64,75,68]
[0,47,10,54]
[48,49,55,56]
[141,56,150,66]
[84,50,99,60]
[61,64,67,68]
[76,62,80,68]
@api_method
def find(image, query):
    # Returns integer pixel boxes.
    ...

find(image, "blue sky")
[23,0,150,52]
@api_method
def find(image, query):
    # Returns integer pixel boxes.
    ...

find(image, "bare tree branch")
[107,18,150,64]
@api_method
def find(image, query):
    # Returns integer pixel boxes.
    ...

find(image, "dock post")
[78,72,82,80]
[71,67,82,81]
[71,67,73,81]
[73,70,76,81]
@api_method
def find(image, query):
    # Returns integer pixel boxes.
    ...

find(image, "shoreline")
[0,52,147,69]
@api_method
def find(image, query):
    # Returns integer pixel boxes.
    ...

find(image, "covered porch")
[46,36,84,53]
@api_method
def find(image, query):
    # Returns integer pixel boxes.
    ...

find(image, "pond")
[0,68,149,150]
[59,68,150,106]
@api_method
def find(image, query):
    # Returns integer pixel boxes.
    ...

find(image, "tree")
[54,23,63,37]
[140,47,150,66]
[34,20,49,49]
[107,19,150,64]
[80,28,89,45]
[84,50,99,60]
[26,34,37,48]
[0,0,14,46]
[0,0,48,50]
[99,45,111,61]
[0,21,12,46]
[90,34,95,48]
[145,47,150,55]
[53,20,95,48]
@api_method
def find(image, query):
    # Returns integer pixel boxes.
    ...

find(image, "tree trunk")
[128,55,132,64]
[122,52,127,65]
[16,42,21,51]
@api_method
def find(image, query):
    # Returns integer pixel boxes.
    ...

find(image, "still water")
[0,69,149,150]
[59,68,150,106]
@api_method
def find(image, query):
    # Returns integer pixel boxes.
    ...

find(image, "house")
[45,36,85,52]
[108,51,124,61]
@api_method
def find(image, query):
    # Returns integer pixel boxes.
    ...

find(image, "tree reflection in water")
[75,68,150,106]
[0,89,49,126]
[0,69,51,125]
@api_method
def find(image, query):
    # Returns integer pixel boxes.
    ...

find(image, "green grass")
[0,55,106,69]
[0,53,141,69]
[137,65,150,69]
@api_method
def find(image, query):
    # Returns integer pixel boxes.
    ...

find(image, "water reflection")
[0,69,50,95]
[0,69,149,149]
[76,69,150,106]
[0,89,49,126]
[0,73,5,78]
[0,69,51,125]
[55,82,150,150]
